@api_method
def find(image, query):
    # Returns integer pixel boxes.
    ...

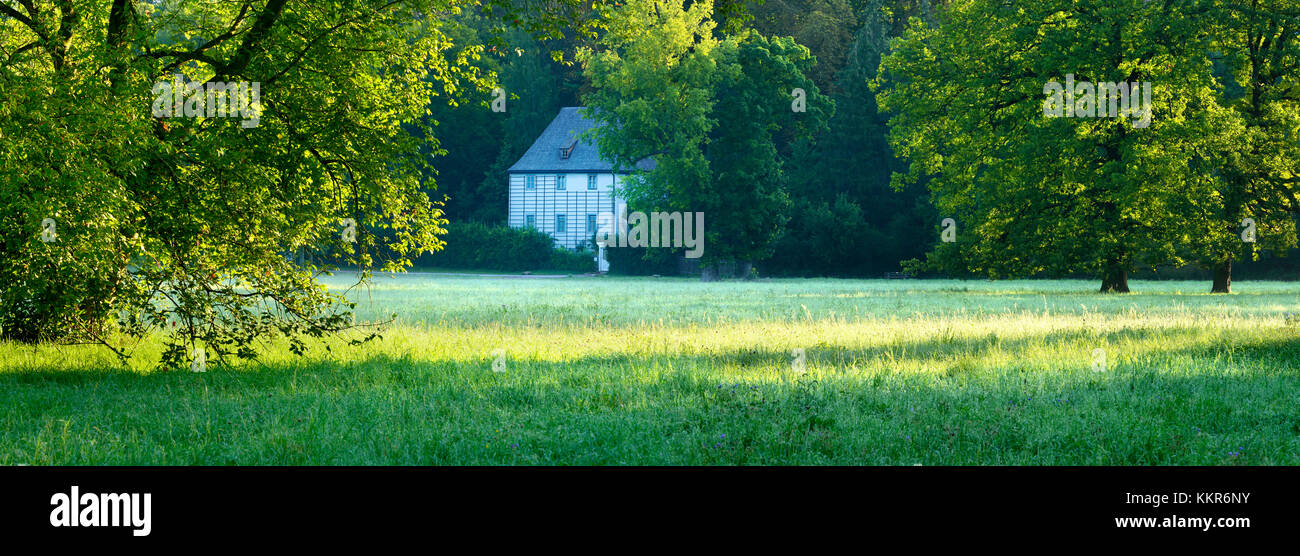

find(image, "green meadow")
[2,274,1299,465]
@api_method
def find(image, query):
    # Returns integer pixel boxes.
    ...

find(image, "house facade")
[507,107,653,263]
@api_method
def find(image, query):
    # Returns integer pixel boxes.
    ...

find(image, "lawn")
[2,274,1299,465]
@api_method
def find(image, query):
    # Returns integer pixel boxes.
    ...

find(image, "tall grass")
[2,275,1297,464]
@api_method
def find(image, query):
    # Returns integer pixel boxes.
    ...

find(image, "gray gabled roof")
[507,107,656,173]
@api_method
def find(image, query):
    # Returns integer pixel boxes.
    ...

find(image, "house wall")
[507,172,626,250]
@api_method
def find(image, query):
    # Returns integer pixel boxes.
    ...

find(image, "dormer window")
[559,140,577,159]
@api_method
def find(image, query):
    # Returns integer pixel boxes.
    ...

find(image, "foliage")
[579,0,831,276]
[766,195,878,276]
[771,2,938,277]
[1191,0,1300,291]
[419,17,579,224]
[0,0,590,366]
[749,0,860,94]
[602,235,681,275]
[878,0,1247,293]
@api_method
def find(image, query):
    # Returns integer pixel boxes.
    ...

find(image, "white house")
[507,107,654,269]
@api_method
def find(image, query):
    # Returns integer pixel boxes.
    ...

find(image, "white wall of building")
[507,172,625,250]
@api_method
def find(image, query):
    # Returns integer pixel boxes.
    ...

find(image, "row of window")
[524,174,601,191]
[524,214,599,234]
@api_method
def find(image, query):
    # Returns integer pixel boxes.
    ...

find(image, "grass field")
[3,274,1299,465]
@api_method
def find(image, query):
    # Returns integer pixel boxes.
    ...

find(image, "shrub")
[550,247,597,273]
[600,235,680,275]
[415,222,593,273]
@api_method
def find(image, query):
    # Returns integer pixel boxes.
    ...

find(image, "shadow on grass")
[2,328,1299,465]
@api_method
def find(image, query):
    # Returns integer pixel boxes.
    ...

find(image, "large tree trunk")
[1211,260,1232,293]
[1100,266,1129,293]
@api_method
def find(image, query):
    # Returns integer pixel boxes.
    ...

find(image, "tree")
[0,1,552,366]
[426,6,595,225]
[415,14,510,225]
[579,0,830,279]
[1195,0,1300,293]
[878,0,1227,292]
[749,0,859,95]
[772,1,939,277]
[472,26,575,224]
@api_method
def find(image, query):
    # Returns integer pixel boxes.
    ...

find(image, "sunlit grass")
[2,275,1298,464]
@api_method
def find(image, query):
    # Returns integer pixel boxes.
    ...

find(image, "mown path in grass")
[2,276,1299,464]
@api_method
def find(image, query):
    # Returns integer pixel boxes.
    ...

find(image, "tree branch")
[0,2,48,44]
[212,0,289,81]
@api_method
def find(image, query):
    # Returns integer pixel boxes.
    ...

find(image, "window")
[525,214,535,228]
[587,214,597,233]
[555,214,567,233]
[525,175,536,190]
[587,174,598,190]
[556,175,566,190]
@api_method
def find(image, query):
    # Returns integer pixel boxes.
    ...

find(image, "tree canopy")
[879,0,1299,292]
[579,0,831,277]
[0,0,553,365]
